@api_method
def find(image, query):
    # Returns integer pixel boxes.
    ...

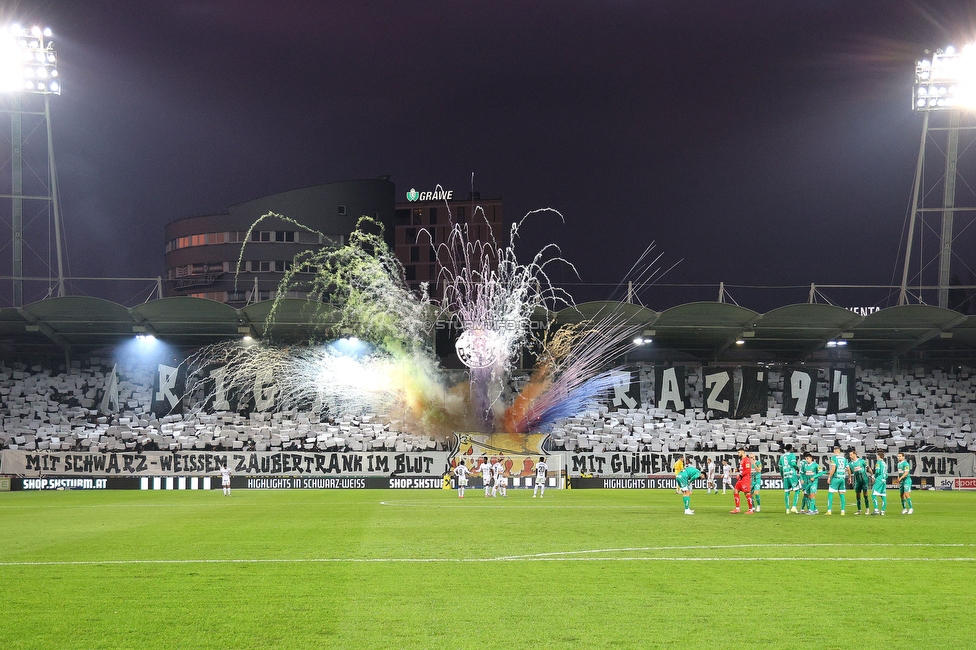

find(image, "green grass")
[1,487,974,649]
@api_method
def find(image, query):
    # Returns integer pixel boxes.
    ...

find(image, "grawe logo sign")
[406,188,453,202]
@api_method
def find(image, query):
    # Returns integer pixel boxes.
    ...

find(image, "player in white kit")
[706,459,716,494]
[721,460,732,495]
[453,461,470,498]
[479,457,492,497]
[219,463,232,496]
[532,457,549,498]
[491,457,507,497]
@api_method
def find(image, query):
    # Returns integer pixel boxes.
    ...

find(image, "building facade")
[394,190,504,297]
[164,179,395,304]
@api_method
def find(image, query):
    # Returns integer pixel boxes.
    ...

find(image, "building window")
[428,247,437,263]
[412,209,422,225]
[429,208,438,225]
[406,228,417,245]
[338,204,347,216]
[410,247,420,263]
[405,266,416,281]
[457,206,465,223]
[274,231,296,243]
[252,231,272,242]
[189,291,227,302]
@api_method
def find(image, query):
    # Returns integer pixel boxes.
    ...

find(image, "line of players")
[451,457,550,499]
[675,445,915,516]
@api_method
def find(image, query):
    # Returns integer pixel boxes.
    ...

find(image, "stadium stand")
[548,366,976,454]
[0,359,439,453]
[1,358,975,454]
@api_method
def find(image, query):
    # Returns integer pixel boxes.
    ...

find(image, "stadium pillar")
[11,94,23,307]
[44,93,66,298]
[899,111,928,306]
[938,110,960,309]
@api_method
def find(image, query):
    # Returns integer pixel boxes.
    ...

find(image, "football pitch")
[2,487,974,649]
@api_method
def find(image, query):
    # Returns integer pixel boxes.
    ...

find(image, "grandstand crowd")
[1,359,975,455]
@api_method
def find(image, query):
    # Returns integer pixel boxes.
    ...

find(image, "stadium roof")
[0,296,974,363]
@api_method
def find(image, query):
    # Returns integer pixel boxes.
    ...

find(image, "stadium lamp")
[914,44,976,111]
[0,23,65,306]
[0,24,61,95]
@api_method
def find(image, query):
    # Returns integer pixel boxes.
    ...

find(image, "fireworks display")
[182,206,660,439]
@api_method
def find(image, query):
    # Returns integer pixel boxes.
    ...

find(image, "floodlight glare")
[0,24,60,95]
[914,45,976,111]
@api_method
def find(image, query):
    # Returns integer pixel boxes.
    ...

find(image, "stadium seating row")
[0,359,974,454]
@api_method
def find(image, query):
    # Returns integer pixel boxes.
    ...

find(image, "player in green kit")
[801,452,824,515]
[826,445,850,515]
[848,449,871,515]
[871,449,888,515]
[779,444,800,513]
[750,453,762,512]
[675,459,702,515]
[896,452,913,514]
[798,453,809,512]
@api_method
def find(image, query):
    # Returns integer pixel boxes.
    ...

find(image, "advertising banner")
[567,451,976,479]
[237,476,443,490]
[0,450,449,478]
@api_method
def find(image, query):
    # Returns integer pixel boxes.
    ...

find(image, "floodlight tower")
[899,45,976,308]
[0,24,65,306]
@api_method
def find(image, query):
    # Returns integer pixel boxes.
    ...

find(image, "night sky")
[6,0,976,310]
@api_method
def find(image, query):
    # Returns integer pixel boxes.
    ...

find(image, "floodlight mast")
[0,24,65,306]
[900,46,976,308]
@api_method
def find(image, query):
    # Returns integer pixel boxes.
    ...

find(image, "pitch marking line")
[1,544,973,567]
[2,558,974,567]
[378,501,670,508]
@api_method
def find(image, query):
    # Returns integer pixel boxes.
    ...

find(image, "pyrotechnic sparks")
[244,213,432,351]
[187,215,469,432]
[501,243,668,433]
[184,339,467,435]
[431,205,576,428]
[181,205,665,441]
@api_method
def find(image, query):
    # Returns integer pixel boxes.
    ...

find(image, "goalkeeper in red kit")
[730,448,755,514]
